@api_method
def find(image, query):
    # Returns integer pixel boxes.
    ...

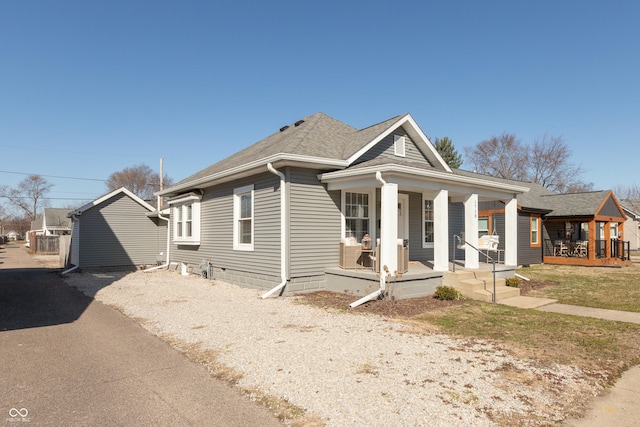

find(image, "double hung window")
[234,185,254,251]
[423,199,434,246]
[344,192,369,241]
[171,193,201,245]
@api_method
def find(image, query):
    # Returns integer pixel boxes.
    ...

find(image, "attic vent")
[294,119,305,127]
[394,135,406,157]
[279,125,289,132]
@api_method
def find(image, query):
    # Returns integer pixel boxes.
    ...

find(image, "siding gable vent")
[394,135,406,157]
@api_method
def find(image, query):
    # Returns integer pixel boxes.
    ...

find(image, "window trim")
[342,190,372,242]
[530,215,541,247]
[422,196,434,249]
[233,184,255,251]
[169,193,202,245]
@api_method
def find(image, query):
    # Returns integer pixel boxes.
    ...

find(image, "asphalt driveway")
[0,243,281,426]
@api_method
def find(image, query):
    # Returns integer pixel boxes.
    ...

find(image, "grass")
[518,263,640,312]
[411,302,640,379]
[405,263,640,384]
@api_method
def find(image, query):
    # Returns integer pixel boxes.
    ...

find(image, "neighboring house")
[67,187,167,270]
[6,230,19,241]
[156,112,529,299]
[30,208,72,236]
[620,199,640,251]
[480,183,631,266]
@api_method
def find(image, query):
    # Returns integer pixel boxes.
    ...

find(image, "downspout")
[261,163,288,298]
[62,213,80,275]
[144,196,171,272]
[349,171,387,308]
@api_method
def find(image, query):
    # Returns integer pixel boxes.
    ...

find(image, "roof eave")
[157,154,349,197]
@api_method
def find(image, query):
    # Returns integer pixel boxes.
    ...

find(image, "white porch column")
[504,197,518,266]
[433,189,449,271]
[379,182,398,276]
[464,193,479,269]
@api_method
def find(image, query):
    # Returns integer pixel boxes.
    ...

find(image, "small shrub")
[505,277,522,288]
[434,285,462,301]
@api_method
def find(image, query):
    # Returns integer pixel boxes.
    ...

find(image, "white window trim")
[394,135,406,157]
[169,194,202,245]
[233,184,255,251]
[341,190,374,241]
[422,195,435,248]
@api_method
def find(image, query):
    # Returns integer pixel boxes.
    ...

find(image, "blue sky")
[1,0,638,211]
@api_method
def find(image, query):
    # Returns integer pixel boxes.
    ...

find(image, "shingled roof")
[164,112,447,195]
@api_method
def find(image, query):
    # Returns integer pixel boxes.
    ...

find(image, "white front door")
[397,194,409,241]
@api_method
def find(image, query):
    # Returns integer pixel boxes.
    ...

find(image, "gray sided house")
[68,187,167,270]
[620,199,640,251]
[158,112,530,299]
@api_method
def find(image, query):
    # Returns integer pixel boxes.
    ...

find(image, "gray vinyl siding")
[78,193,160,268]
[288,168,342,277]
[449,202,465,260]
[518,212,542,265]
[354,126,430,165]
[70,220,80,265]
[170,172,282,277]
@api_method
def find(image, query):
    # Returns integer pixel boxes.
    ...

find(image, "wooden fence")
[36,235,60,255]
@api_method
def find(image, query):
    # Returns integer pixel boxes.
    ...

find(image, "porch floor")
[326,260,515,282]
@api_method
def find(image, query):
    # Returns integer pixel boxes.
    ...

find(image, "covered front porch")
[320,164,529,295]
[543,218,632,266]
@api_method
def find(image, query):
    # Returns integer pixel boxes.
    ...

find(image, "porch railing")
[452,234,497,303]
[544,239,630,260]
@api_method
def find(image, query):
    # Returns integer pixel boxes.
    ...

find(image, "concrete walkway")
[499,295,640,426]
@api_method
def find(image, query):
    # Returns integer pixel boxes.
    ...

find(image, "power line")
[0,170,106,182]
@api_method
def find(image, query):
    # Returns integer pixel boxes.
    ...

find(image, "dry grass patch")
[160,334,323,427]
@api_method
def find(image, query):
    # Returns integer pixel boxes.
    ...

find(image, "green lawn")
[517,263,640,312]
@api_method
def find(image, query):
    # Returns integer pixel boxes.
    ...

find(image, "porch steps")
[442,270,520,303]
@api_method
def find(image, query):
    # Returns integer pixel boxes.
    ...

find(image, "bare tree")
[529,134,591,193]
[0,175,54,220]
[613,183,640,200]
[465,132,592,193]
[106,164,173,205]
[464,133,529,181]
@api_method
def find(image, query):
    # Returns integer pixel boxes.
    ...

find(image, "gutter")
[261,163,288,299]
[145,196,171,272]
[349,171,388,308]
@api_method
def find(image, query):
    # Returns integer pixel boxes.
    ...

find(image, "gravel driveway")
[64,270,600,426]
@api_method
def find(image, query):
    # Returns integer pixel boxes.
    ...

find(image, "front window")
[423,199,434,245]
[478,217,489,237]
[610,223,619,239]
[345,192,369,241]
[234,185,254,250]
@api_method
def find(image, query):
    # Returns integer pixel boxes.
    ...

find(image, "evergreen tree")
[434,137,463,169]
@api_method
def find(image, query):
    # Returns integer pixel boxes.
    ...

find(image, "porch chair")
[573,240,588,257]
[339,237,363,269]
[554,240,569,256]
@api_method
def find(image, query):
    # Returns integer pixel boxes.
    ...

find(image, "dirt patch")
[296,291,465,318]
[517,279,559,295]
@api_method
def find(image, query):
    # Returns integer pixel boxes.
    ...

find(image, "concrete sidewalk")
[499,295,640,426]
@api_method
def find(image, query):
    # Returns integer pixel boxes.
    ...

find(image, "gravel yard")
[64,270,600,426]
